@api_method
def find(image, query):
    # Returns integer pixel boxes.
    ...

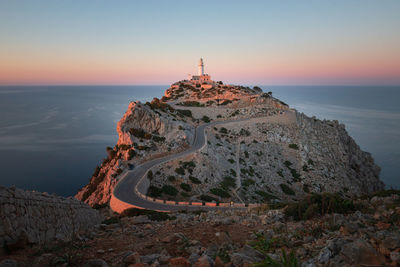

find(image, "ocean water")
[0,85,398,196]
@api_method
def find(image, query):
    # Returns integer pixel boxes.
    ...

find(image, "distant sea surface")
[0,85,398,196]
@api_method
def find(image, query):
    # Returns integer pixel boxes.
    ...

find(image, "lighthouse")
[189,58,211,84]
[198,58,204,76]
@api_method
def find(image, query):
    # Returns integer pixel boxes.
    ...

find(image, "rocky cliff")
[0,186,102,248]
[76,80,384,207]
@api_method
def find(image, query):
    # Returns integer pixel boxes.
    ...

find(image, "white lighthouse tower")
[189,58,211,84]
[198,58,204,76]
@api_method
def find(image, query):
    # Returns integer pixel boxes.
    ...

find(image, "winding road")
[111,112,293,212]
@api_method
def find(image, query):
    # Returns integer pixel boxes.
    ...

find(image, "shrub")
[152,135,166,142]
[102,217,120,225]
[128,149,137,160]
[201,116,211,123]
[189,176,201,184]
[219,127,228,134]
[162,185,178,196]
[288,144,299,150]
[280,184,295,195]
[240,128,250,136]
[200,195,217,202]
[228,158,235,164]
[148,186,162,197]
[284,161,292,167]
[180,183,191,192]
[147,170,153,179]
[242,179,256,187]
[175,167,185,175]
[256,191,278,201]
[182,161,196,169]
[220,176,236,190]
[285,193,357,221]
[210,188,231,198]
[230,169,237,176]
[168,175,176,182]
[176,109,192,117]
[129,128,152,139]
[120,208,173,221]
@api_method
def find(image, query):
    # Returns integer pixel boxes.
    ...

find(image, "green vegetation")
[288,143,299,150]
[189,176,201,184]
[201,115,211,123]
[242,178,255,187]
[180,183,191,192]
[147,170,153,180]
[148,186,162,197]
[129,128,152,139]
[284,193,357,221]
[219,127,228,134]
[179,101,204,107]
[254,249,298,267]
[176,109,192,117]
[210,188,231,198]
[277,169,284,178]
[120,208,175,221]
[307,159,314,165]
[228,158,235,164]
[146,98,174,112]
[175,167,185,175]
[127,149,137,160]
[239,128,251,136]
[152,135,166,142]
[162,185,178,196]
[230,169,237,176]
[168,175,176,182]
[280,184,295,195]
[256,191,278,201]
[200,194,218,202]
[220,176,236,190]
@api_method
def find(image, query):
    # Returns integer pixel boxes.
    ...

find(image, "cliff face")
[76,80,384,207]
[0,186,102,246]
[76,98,195,206]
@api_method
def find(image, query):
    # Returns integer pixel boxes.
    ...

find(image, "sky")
[0,0,399,85]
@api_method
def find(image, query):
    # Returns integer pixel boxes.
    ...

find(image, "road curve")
[112,117,262,212]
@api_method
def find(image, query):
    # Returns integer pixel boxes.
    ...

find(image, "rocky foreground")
[1,191,399,266]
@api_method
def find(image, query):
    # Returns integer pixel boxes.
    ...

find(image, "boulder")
[340,239,385,266]
[83,259,110,267]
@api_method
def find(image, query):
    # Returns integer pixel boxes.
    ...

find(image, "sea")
[0,85,398,197]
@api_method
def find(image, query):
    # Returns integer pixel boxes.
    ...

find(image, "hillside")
[75,80,383,207]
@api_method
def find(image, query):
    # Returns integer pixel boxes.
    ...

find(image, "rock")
[317,247,332,263]
[340,239,385,266]
[83,259,110,267]
[123,252,141,264]
[168,257,190,267]
[390,251,400,263]
[340,222,358,235]
[141,254,161,265]
[232,245,265,265]
[193,255,212,267]
[144,224,153,230]
[214,256,224,267]
[188,253,201,265]
[97,249,105,254]
[0,259,18,267]
[375,221,391,230]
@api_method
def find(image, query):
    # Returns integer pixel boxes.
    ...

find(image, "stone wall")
[0,186,102,246]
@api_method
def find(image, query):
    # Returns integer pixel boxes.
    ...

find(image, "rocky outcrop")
[76,99,195,206]
[77,79,384,207]
[0,186,102,247]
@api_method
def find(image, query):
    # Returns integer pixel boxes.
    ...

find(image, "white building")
[189,58,212,83]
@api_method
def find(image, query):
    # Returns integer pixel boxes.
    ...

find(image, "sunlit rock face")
[76,80,384,207]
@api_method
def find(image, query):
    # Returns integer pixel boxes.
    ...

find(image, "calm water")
[0,85,398,196]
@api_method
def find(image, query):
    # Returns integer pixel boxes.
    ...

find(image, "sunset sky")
[1,0,399,85]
